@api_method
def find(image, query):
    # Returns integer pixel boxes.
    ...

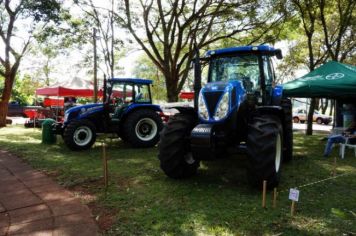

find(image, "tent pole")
[56,95,59,121]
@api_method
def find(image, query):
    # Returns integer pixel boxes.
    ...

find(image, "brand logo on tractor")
[325,73,344,80]
[193,127,211,133]
[80,106,102,116]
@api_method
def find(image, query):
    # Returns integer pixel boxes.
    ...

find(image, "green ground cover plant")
[0,125,355,235]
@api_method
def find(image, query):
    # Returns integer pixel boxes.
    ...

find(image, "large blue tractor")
[55,78,163,151]
[158,45,293,188]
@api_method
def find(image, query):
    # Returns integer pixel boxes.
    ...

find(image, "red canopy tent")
[36,78,103,97]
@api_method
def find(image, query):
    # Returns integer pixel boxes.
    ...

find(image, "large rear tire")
[282,99,293,162]
[247,115,283,189]
[63,120,96,151]
[158,113,200,178]
[123,109,163,148]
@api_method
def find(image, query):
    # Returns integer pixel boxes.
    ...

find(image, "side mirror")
[275,49,283,59]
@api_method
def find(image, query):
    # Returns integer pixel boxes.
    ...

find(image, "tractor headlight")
[198,92,209,120]
[214,92,229,120]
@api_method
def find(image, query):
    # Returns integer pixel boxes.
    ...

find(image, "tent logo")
[325,73,344,80]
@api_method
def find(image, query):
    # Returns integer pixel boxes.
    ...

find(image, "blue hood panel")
[65,103,104,123]
[200,80,246,123]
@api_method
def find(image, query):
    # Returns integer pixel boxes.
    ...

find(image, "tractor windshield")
[209,55,260,92]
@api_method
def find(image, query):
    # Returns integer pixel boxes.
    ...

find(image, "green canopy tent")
[282,61,356,127]
[283,61,356,98]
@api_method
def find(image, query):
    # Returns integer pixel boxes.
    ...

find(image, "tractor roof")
[110,78,153,85]
[205,45,282,58]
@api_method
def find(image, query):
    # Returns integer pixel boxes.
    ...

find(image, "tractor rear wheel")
[63,119,96,151]
[158,113,200,178]
[282,99,293,162]
[123,109,163,148]
[247,115,283,189]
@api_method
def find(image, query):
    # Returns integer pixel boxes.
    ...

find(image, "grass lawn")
[0,125,355,235]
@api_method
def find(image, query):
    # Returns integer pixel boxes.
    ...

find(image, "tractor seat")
[242,77,253,92]
[110,104,128,122]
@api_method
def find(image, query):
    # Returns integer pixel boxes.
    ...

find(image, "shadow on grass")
[1,125,355,235]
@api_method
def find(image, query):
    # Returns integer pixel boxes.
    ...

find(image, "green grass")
[0,126,355,235]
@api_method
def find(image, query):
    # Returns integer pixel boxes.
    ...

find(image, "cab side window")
[263,56,273,87]
[134,84,151,103]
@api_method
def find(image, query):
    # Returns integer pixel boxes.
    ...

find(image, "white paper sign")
[289,188,300,202]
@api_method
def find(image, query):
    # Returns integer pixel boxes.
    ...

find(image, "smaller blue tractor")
[54,78,163,151]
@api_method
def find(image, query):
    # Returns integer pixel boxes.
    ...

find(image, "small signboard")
[289,188,300,202]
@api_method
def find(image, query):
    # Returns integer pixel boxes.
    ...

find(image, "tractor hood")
[64,103,104,124]
[198,81,246,123]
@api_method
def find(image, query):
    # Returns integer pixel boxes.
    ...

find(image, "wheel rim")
[184,152,195,165]
[275,133,282,173]
[73,126,93,146]
[317,119,322,124]
[135,118,158,141]
[293,117,299,123]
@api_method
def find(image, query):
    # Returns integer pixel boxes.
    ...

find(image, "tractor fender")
[256,106,285,123]
[271,85,283,105]
[120,104,162,122]
[171,106,196,116]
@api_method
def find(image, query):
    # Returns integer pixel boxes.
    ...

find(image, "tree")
[120,0,286,102]
[0,0,62,127]
[287,0,354,135]
[132,55,167,101]
[75,0,123,78]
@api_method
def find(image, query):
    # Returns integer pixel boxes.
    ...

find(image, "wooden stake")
[333,155,337,176]
[102,142,108,189]
[272,187,277,208]
[262,180,267,208]
[291,200,296,216]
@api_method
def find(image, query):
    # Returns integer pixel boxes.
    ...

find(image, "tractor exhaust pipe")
[193,45,202,111]
[103,74,107,104]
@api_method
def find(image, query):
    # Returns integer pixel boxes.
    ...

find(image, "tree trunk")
[306,98,316,135]
[0,74,15,127]
[0,101,10,128]
[329,99,334,116]
[165,74,179,102]
[321,99,328,114]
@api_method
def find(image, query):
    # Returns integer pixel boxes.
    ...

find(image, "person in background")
[323,119,356,157]
[64,97,76,110]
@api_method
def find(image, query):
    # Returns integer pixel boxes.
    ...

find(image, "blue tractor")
[158,45,293,188]
[55,78,163,151]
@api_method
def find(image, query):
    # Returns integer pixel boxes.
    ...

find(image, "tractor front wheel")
[63,120,96,151]
[247,115,283,189]
[158,113,200,178]
[123,109,163,148]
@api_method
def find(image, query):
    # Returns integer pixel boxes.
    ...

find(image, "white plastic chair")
[339,137,356,159]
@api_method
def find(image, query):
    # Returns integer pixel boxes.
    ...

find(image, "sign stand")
[272,187,277,208]
[289,188,300,216]
[262,180,267,208]
[291,200,296,216]
[102,142,108,189]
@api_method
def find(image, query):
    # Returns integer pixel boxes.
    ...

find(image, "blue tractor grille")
[203,91,224,117]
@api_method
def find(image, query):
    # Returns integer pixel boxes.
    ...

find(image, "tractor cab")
[198,45,283,123]
[106,78,153,122]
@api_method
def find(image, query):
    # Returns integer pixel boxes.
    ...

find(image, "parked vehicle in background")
[292,109,332,125]
[7,102,26,117]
